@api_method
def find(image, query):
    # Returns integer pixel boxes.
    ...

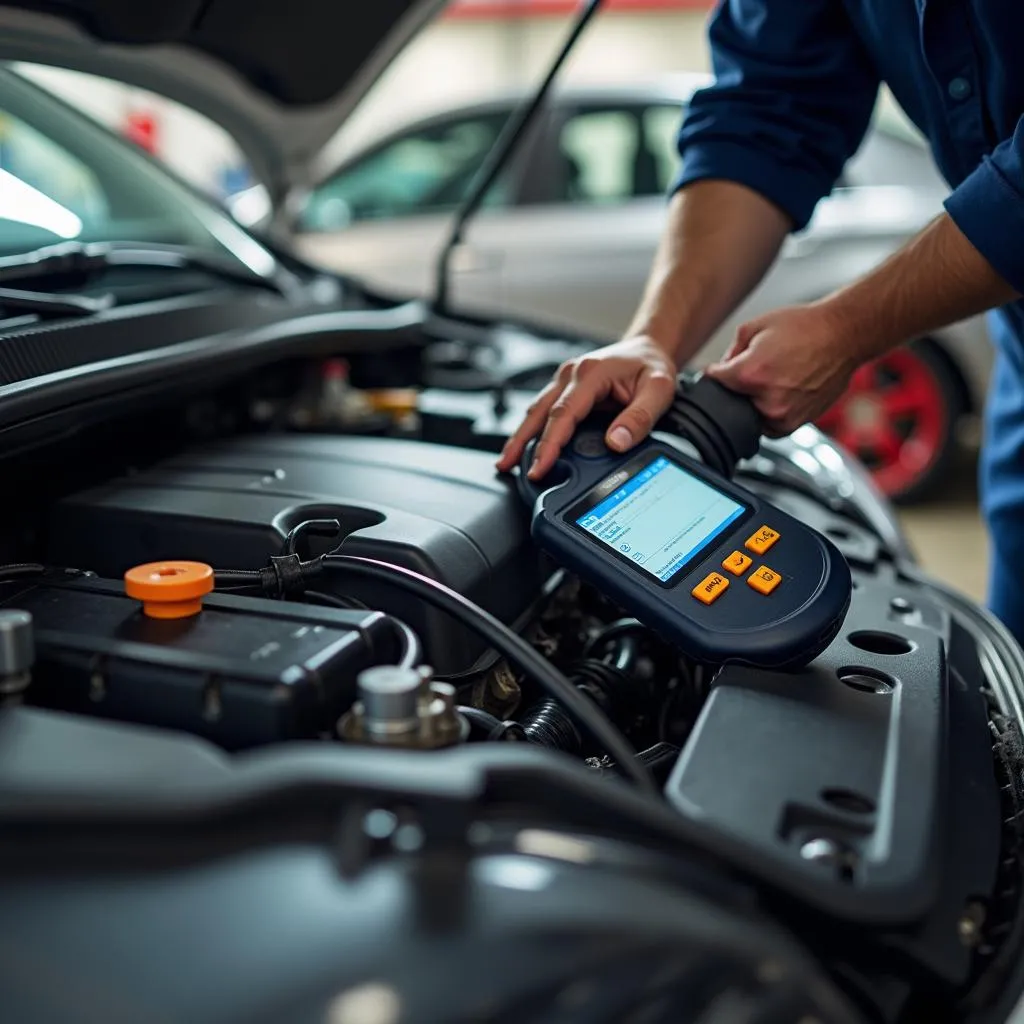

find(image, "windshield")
[0,65,275,274]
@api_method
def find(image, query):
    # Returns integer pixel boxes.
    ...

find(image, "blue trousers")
[981,308,1024,643]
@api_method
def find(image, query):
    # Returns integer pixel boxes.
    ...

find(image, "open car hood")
[0,0,444,201]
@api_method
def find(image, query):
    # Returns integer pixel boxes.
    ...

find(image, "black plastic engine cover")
[48,435,546,675]
[0,576,394,750]
[665,564,1002,987]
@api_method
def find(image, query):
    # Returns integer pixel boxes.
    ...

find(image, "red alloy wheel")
[815,347,949,500]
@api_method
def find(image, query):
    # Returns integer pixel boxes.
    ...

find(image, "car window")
[0,67,275,273]
[14,64,259,205]
[549,103,682,206]
[642,105,685,193]
[299,113,512,232]
[0,109,111,235]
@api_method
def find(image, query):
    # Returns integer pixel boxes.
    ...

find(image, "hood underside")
[0,0,444,197]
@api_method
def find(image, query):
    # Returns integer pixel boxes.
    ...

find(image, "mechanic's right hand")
[496,336,679,481]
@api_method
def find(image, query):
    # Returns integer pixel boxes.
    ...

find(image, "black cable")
[213,552,651,787]
[214,566,421,670]
[582,617,646,660]
[301,589,367,611]
[457,706,526,743]
[276,587,421,671]
[608,635,639,675]
[435,568,569,684]
[214,569,262,587]
[387,615,422,672]
[521,655,640,755]
[658,661,703,744]
[521,699,581,753]
[571,659,636,712]
[282,519,343,558]
[311,554,653,791]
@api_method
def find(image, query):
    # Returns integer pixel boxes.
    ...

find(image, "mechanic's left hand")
[704,302,861,437]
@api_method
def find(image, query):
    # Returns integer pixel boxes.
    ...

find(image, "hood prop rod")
[431,0,603,317]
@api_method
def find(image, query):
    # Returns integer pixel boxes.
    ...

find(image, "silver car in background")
[290,76,992,503]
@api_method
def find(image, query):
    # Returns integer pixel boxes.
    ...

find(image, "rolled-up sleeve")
[945,117,1024,295]
[674,0,880,231]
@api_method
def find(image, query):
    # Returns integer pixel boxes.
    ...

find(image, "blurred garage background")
[4,0,991,599]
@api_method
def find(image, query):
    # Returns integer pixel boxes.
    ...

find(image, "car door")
[291,109,531,315]
[489,101,684,341]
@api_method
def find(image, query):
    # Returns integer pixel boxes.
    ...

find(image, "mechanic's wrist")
[812,293,895,370]
[624,318,694,368]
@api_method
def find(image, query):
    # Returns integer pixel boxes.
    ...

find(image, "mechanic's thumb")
[704,354,758,396]
[605,373,676,452]
[721,320,759,362]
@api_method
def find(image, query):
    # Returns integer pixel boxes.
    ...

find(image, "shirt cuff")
[671,140,830,232]
[944,157,1024,295]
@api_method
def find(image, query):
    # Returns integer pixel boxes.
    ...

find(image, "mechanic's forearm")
[626,180,792,365]
[822,213,1019,363]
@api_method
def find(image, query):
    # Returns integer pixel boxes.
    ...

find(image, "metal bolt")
[800,837,843,865]
[392,823,424,853]
[89,671,106,703]
[357,666,423,737]
[0,610,33,702]
[325,982,402,1024]
[0,609,34,676]
[433,681,456,712]
[341,666,467,749]
[958,902,987,947]
[890,596,914,614]
[363,809,398,841]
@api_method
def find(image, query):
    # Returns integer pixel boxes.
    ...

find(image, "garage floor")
[898,452,987,602]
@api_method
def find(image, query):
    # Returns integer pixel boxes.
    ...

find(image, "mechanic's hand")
[705,302,859,437]
[496,336,679,481]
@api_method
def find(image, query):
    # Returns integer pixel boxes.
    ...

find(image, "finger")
[759,393,820,439]
[722,319,760,362]
[605,371,677,452]
[734,384,795,436]
[762,420,792,439]
[496,377,566,471]
[703,352,760,396]
[528,373,610,480]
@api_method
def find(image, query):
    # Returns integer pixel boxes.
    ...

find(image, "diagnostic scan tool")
[518,378,852,669]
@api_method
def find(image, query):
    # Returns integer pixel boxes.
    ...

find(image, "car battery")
[0,571,396,750]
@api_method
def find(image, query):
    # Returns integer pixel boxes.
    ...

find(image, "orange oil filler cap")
[124,561,215,620]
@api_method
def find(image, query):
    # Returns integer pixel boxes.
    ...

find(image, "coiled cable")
[213,553,654,792]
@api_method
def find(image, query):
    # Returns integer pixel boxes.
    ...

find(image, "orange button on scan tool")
[745,525,780,556]
[692,571,729,605]
[748,565,782,596]
[124,561,214,619]
[722,550,752,576]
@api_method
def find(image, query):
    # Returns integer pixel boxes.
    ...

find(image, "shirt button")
[948,76,972,101]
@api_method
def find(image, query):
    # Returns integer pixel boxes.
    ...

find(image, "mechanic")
[498,2,1024,642]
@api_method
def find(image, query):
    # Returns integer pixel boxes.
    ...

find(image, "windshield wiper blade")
[0,240,285,295]
[0,286,114,320]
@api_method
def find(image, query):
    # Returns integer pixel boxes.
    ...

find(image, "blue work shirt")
[676,0,1024,305]
[675,0,1024,631]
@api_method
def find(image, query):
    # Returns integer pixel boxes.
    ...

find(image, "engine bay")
[1,334,1023,1024]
